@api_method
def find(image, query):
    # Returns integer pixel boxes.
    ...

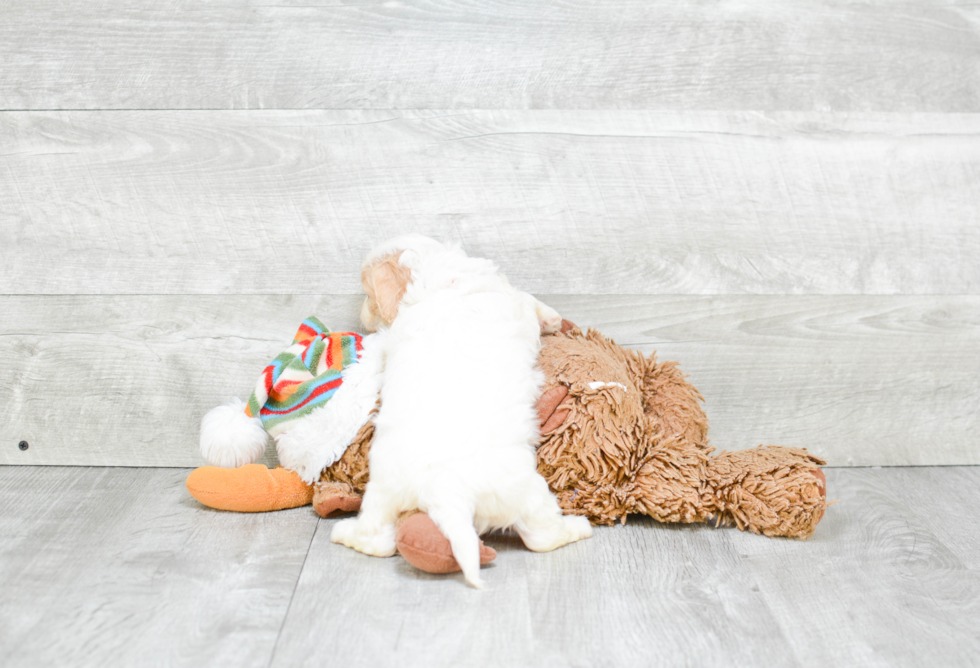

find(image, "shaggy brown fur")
[314,326,827,539]
[316,412,374,494]
[703,447,826,538]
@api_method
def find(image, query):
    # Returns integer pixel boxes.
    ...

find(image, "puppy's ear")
[367,252,412,324]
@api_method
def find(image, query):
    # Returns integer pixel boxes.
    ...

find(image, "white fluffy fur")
[330,235,591,588]
[275,331,387,484]
[199,397,270,468]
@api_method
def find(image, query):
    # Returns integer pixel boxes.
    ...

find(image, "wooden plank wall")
[1,0,978,467]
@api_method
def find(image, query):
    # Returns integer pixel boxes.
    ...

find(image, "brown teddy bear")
[187,321,827,573]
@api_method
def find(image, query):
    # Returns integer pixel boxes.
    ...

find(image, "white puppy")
[331,235,591,588]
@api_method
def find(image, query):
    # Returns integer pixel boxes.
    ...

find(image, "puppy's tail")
[199,398,269,468]
[426,503,485,589]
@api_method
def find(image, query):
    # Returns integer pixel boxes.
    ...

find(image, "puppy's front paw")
[536,303,563,335]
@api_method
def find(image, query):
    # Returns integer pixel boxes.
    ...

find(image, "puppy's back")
[374,285,543,464]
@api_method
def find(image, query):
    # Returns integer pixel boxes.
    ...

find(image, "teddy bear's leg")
[640,358,711,459]
[626,349,720,524]
[701,446,827,539]
[312,481,363,518]
[631,441,712,525]
[311,412,375,516]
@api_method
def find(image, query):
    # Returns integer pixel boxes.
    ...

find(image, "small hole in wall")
[18,441,29,451]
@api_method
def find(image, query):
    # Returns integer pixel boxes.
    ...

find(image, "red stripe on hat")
[260,376,344,415]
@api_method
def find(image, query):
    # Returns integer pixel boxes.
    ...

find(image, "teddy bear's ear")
[366,251,412,324]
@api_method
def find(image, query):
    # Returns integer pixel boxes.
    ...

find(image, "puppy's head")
[359,234,449,331]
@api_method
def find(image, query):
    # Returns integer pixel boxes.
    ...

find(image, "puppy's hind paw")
[519,514,593,552]
[331,519,397,557]
[563,514,593,543]
[330,517,358,544]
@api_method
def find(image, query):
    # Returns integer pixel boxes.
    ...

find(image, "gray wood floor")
[2,465,978,668]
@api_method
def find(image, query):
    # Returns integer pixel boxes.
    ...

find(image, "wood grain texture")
[272,515,799,668]
[1,467,977,667]
[0,466,319,668]
[876,467,980,565]
[2,110,979,295]
[1,0,978,111]
[271,467,980,668]
[0,294,362,468]
[742,466,980,667]
[2,294,977,467]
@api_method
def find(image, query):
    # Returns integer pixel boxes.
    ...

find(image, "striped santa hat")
[245,316,363,436]
[199,317,363,468]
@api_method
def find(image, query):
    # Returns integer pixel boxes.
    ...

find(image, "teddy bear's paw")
[396,512,497,575]
[313,482,363,518]
[330,518,397,557]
